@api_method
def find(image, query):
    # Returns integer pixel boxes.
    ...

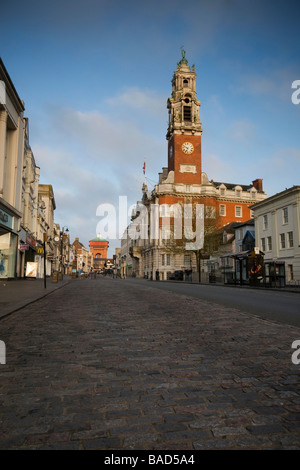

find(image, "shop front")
[0,205,18,279]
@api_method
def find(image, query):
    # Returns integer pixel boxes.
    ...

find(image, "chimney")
[252,179,263,191]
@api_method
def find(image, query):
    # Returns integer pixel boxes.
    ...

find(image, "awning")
[221,249,264,260]
[221,250,250,260]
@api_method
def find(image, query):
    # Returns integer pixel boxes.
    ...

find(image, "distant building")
[72,237,92,273]
[89,234,109,271]
[252,186,300,286]
[36,184,56,277]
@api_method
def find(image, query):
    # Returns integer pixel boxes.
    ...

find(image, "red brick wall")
[168,134,202,184]
[89,241,108,259]
[157,195,253,229]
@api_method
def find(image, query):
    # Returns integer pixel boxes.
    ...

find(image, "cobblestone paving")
[0,278,299,450]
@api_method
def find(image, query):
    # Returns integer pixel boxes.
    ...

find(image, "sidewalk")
[152,278,300,293]
[0,277,72,320]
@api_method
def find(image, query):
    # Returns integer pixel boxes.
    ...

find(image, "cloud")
[227,120,256,144]
[32,87,168,253]
[231,66,299,102]
[202,153,233,182]
[106,86,165,118]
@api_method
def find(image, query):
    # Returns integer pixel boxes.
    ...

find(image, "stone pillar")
[0,109,7,197]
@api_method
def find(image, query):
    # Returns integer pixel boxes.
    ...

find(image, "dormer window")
[219,184,226,197]
[235,186,242,198]
[250,187,257,200]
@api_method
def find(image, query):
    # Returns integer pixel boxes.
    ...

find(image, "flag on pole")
[143,161,146,175]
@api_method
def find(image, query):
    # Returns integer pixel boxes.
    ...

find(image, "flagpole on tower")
[143,160,147,187]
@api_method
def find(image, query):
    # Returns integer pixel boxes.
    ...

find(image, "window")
[263,215,268,230]
[288,231,294,248]
[183,79,189,87]
[166,254,171,266]
[219,204,226,216]
[235,206,242,217]
[267,236,272,251]
[283,207,288,224]
[235,186,242,198]
[186,185,191,192]
[184,254,191,266]
[288,264,294,281]
[161,254,165,266]
[238,229,243,240]
[183,106,192,122]
[280,233,286,249]
[205,206,216,218]
[261,238,266,252]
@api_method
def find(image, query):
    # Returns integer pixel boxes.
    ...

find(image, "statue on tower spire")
[177,47,188,67]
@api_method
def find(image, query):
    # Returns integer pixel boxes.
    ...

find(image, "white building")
[36,184,56,277]
[18,118,40,277]
[0,59,25,279]
[252,186,300,286]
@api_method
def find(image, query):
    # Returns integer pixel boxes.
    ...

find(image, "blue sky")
[1,0,300,255]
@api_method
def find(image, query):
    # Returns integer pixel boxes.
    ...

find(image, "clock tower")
[166,50,203,184]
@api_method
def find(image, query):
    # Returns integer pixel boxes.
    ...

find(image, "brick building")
[124,51,267,280]
[89,234,109,272]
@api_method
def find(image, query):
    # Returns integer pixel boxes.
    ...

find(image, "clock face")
[182,142,194,154]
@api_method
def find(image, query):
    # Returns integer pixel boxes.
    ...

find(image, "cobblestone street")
[0,277,299,450]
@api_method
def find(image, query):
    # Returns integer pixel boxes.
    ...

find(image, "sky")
[1,0,300,256]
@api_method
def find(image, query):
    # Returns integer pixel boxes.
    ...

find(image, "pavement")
[0,276,299,450]
[0,276,72,320]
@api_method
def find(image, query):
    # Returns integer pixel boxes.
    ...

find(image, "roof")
[90,237,108,242]
[234,219,255,228]
[251,185,300,210]
[213,181,252,191]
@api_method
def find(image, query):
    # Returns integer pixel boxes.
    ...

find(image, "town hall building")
[121,51,267,280]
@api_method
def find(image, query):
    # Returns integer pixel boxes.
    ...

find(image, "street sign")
[20,244,29,251]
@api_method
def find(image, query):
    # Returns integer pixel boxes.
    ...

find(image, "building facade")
[125,51,267,280]
[72,237,92,273]
[36,184,56,277]
[0,59,25,279]
[18,118,40,277]
[252,186,300,286]
[89,234,109,271]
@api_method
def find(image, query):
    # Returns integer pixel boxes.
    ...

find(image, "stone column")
[0,109,7,197]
